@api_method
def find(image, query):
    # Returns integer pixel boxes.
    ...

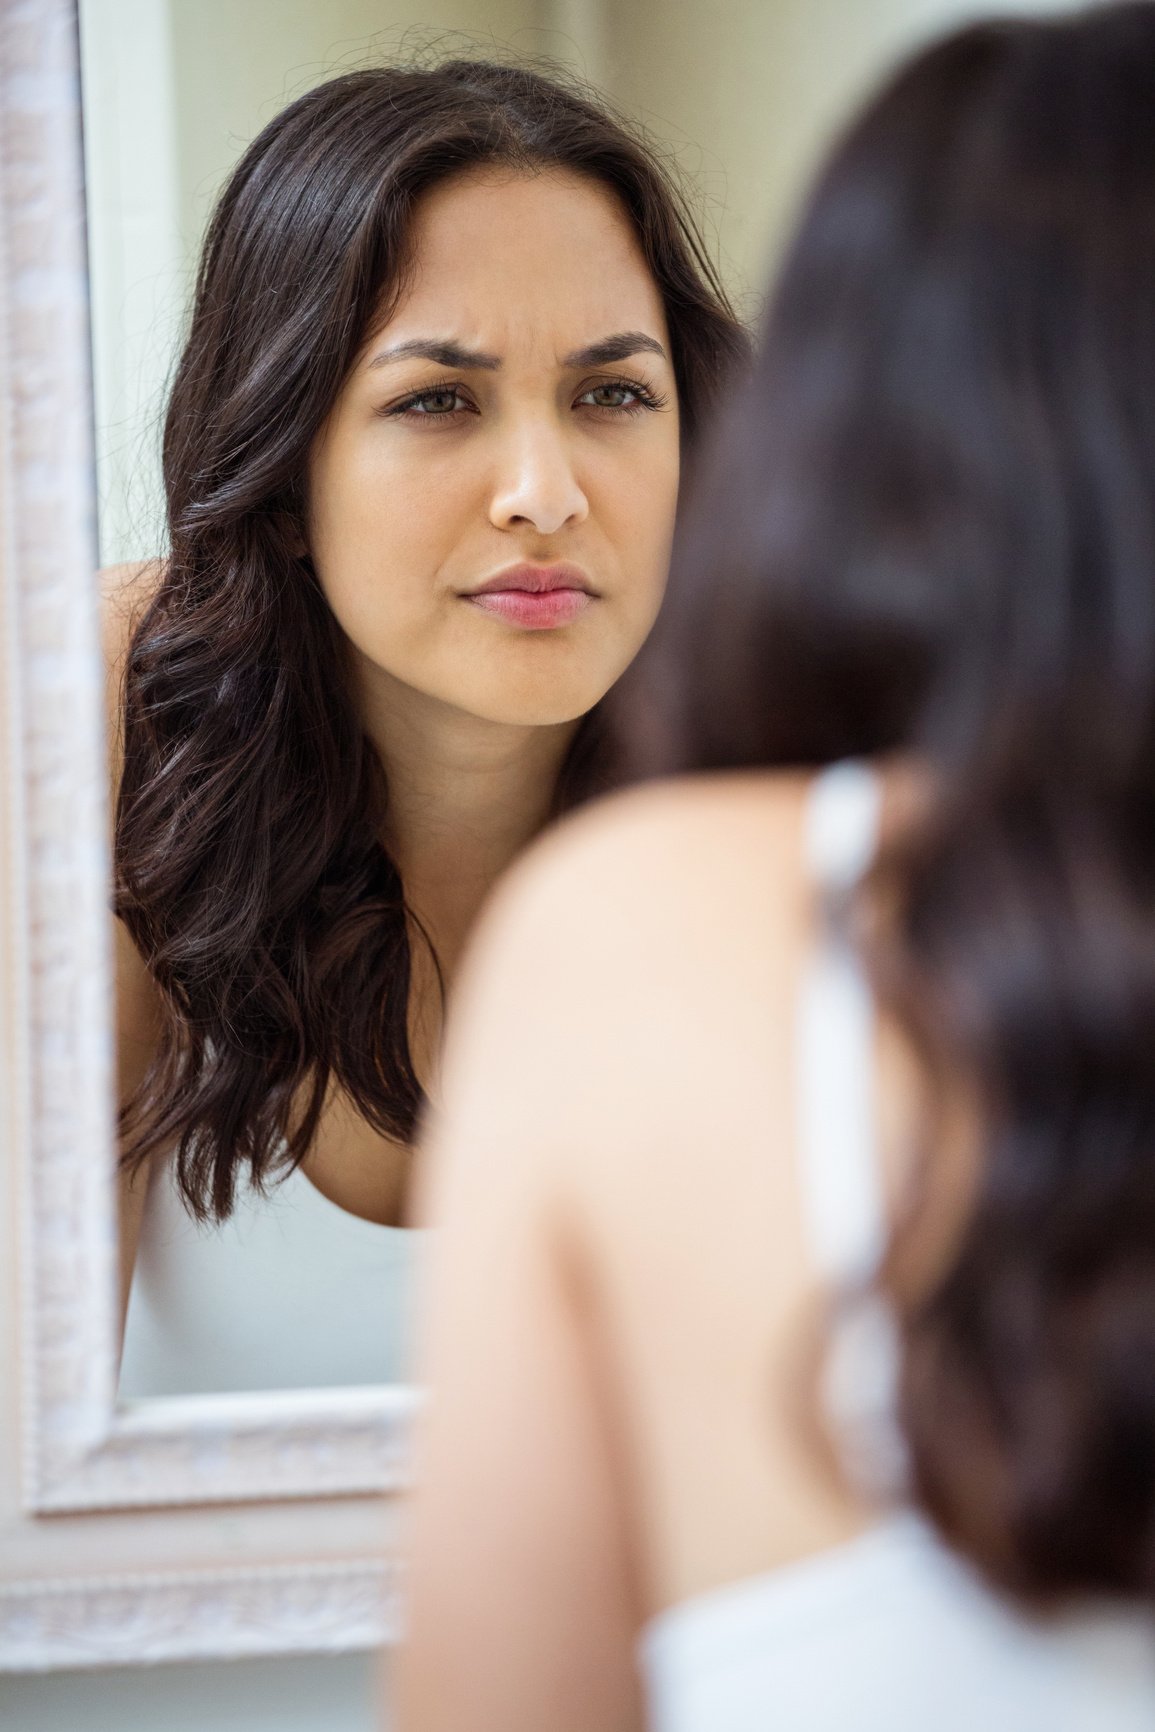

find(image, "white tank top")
[639,763,1155,1731]
[119,1154,419,1396]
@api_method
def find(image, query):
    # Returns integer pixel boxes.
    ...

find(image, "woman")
[110,61,746,1393]
[399,8,1155,1727]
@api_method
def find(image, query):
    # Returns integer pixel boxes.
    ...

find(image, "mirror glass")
[78,0,963,1407]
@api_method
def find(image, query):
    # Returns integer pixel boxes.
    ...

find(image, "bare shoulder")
[445,771,816,1127]
[99,559,165,774]
[99,558,164,673]
[476,770,812,981]
[563,768,808,866]
[429,771,825,1254]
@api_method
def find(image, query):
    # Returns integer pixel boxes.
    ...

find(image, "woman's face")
[306,166,680,728]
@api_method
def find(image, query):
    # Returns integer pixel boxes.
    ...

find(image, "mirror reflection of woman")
[107,62,746,1392]
[399,8,1155,1728]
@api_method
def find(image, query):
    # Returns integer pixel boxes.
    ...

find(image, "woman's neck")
[355,659,580,978]
[296,659,580,1225]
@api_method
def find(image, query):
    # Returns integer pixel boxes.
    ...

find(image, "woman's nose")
[488,419,589,536]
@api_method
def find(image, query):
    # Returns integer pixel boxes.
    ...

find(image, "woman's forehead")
[375,166,669,361]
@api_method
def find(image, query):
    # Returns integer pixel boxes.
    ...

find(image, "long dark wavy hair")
[115,60,748,1221]
[633,3,1155,1606]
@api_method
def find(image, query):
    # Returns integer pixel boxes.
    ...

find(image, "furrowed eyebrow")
[563,331,668,368]
[366,330,669,372]
[367,338,502,370]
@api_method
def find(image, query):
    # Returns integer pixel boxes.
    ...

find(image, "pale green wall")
[166,0,541,266]
[605,0,1094,312]
[0,1653,380,1732]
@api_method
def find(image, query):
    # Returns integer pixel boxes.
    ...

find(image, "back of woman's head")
[647,4,1155,1606]
[116,60,747,1221]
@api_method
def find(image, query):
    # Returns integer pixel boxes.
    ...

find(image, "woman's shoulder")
[448,770,817,1116]
[100,558,164,667]
[431,772,831,1288]
[99,559,165,775]
[483,770,814,972]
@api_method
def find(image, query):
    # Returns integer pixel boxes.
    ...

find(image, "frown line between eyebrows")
[366,330,669,372]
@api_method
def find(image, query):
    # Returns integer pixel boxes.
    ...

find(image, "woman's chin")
[436,663,621,730]
[464,689,605,730]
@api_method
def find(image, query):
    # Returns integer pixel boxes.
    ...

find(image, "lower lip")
[466,589,593,629]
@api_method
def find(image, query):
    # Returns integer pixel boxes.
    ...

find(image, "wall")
[165,0,537,261]
[604,0,1092,313]
[79,0,184,564]
[0,1654,382,1732]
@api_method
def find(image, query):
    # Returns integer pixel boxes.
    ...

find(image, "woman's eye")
[390,387,473,419]
[580,383,639,411]
[576,378,666,415]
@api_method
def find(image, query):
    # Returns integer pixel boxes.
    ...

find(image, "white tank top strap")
[798,760,886,1286]
[799,759,909,1497]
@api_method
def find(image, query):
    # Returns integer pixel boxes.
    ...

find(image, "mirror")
[72,0,1000,1409]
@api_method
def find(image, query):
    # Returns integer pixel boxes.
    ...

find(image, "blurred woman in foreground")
[399,7,1155,1727]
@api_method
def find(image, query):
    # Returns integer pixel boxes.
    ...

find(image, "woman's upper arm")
[396,830,656,1732]
[396,775,805,1730]
[114,913,161,1324]
[99,561,166,1320]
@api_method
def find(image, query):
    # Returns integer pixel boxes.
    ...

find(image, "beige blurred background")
[78,0,1089,566]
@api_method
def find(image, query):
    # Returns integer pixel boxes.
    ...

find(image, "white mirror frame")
[0,0,414,1670]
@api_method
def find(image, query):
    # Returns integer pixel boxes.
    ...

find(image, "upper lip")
[465,563,598,597]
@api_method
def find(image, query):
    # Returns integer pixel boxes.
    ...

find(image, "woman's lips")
[462,564,596,630]
[466,588,593,629]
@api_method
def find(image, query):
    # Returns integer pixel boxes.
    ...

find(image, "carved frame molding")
[0,1557,404,1672]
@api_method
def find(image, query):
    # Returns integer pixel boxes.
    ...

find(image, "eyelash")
[382,375,669,423]
[576,376,669,415]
